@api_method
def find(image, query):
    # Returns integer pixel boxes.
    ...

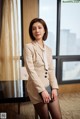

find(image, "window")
[39,0,57,55]
[59,0,80,83]
[60,0,80,55]
[62,61,80,81]
[39,0,57,73]
[39,0,80,84]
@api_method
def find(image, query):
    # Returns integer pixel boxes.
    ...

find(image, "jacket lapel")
[32,42,44,62]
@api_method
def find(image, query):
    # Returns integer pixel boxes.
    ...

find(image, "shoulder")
[24,43,34,51]
[24,43,33,48]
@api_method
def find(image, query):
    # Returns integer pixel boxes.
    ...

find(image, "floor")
[0,92,80,119]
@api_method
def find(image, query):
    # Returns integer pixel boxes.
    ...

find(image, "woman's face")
[32,22,45,41]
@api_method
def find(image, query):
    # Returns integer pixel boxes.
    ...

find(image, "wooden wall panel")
[59,84,80,94]
[22,0,38,46]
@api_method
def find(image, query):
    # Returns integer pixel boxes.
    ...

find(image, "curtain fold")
[0,0,20,81]
[0,0,23,98]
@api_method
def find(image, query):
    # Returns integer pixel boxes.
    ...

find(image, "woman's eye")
[32,27,36,30]
[32,26,43,31]
[38,26,42,29]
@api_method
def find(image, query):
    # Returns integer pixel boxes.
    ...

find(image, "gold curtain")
[0,0,20,81]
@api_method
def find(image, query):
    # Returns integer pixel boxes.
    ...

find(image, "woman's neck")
[37,39,44,48]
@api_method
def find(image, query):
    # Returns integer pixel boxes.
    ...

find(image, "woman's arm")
[48,49,59,89]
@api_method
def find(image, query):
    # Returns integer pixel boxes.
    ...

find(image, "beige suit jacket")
[23,42,59,104]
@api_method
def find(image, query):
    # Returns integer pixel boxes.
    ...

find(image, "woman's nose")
[36,28,39,32]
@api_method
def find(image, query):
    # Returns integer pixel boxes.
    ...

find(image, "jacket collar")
[32,41,45,62]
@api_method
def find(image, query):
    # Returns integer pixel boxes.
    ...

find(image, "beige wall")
[22,0,38,46]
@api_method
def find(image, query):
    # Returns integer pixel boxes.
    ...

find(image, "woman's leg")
[34,102,50,119]
[48,97,62,119]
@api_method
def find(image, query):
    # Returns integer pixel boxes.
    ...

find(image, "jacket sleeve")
[23,44,45,93]
[48,49,59,89]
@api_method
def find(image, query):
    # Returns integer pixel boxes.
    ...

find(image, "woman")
[24,18,62,119]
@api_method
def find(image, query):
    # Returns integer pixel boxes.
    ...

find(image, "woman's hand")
[51,89,58,101]
[41,90,51,103]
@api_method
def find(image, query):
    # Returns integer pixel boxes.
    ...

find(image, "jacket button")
[45,72,47,74]
[45,76,47,78]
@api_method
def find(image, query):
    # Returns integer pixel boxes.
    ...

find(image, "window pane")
[39,0,57,55]
[60,0,80,55]
[62,61,80,81]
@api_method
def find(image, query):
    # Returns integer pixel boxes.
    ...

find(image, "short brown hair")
[29,18,48,41]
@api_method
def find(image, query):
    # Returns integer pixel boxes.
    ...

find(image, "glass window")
[60,0,80,55]
[39,0,57,55]
[62,61,80,81]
